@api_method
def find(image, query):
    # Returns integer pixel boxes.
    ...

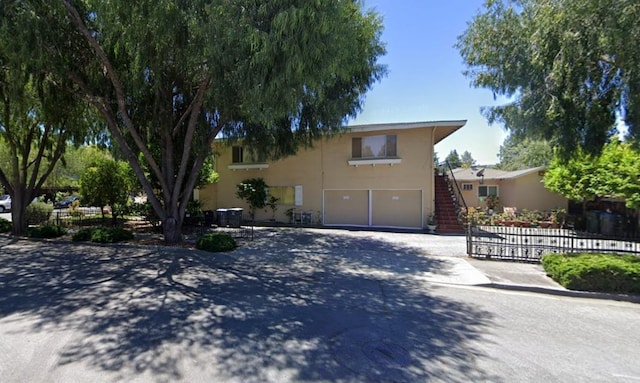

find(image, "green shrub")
[542,253,640,293]
[72,228,94,242]
[196,232,237,252]
[0,217,11,233]
[90,227,134,243]
[29,224,67,238]
[25,201,54,225]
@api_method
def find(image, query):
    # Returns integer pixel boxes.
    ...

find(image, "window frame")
[351,134,398,159]
[231,146,265,164]
[478,185,498,198]
[229,146,270,170]
[348,134,401,167]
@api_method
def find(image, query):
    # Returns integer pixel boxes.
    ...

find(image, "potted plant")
[426,212,437,232]
[485,195,499,212]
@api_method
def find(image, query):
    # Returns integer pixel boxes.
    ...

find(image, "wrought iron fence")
[468,225,640,263]
[50,207,103,228]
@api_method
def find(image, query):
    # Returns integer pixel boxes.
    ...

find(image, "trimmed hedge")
[196,232,237,253]
[0,217,11,233]
[72,227,134,243]
[29,224,67,238]
[542,253,640,294]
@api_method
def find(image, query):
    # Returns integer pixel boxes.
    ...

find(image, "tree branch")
[62,0,166,191]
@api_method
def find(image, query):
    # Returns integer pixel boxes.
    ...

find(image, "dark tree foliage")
[457,0,640,157]
[16,0,386,243]
[445,149,462,169]
[0,2,96,234]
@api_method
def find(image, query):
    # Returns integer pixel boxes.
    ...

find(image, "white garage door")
[323,190,369,226]
[372,190,422,228]
[323,189,422,228]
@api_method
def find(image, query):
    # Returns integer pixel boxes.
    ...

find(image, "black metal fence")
[468,225,640,263]
[49,207,103,228]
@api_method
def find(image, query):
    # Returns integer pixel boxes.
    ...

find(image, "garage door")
[324,189,423,228]
[323,190,369,226]
[371,190,422,228]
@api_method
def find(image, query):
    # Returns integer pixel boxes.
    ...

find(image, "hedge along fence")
[468,226,640,263]
[542,253,640,293]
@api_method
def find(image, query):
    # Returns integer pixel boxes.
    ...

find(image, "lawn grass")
[542,253,640,294]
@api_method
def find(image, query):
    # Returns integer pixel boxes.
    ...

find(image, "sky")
[349,0,509,165]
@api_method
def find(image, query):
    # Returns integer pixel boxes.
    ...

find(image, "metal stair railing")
[441,161,467,214]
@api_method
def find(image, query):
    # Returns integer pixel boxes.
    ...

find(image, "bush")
[29,224,67,238]
[72,228,94,242]
[542,253,640,293]
[25,201,54,225]
[90,227,135,243]
[196,232,237,252]
[0,217,11,233]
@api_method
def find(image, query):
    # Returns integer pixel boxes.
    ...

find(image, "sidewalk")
[465,253,640,303]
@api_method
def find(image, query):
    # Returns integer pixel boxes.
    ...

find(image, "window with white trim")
[352,135,397,158]
[462,183,473,191]
[478,185,498,198]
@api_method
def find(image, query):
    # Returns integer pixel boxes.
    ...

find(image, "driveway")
[0,228,637,382]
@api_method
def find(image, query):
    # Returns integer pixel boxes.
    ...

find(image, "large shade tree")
[457,0,640,156]
[0,3,93,234]
[27,0,387,244]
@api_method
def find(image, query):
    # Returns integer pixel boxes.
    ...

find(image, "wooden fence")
[468,225,640,263]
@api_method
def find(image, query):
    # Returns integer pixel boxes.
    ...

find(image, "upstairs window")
[232,146,264,163]
[352,135,397,159]
[462,183,473,191]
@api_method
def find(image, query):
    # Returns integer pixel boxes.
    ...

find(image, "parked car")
[0,194,10,212]
[54,196,81,209]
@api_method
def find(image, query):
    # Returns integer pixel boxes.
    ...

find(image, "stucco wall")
[456,171,567,212]
[503,172,567,211]
[203,127,436,227]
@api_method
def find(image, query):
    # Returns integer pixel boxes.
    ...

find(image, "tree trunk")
[163,216,183,245]
[11,193,28,236]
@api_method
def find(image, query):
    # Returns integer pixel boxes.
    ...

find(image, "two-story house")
[196,120,466,230]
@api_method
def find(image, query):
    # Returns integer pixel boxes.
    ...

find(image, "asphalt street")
[0,227,639,382]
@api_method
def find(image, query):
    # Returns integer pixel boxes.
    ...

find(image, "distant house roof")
[347,120,467,144]
[451,166,545,181]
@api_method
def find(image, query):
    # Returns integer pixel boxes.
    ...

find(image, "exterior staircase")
[434,174,466,234]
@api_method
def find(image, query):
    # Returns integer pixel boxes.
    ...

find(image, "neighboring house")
[197,120,466,229]
[451,166,568,212]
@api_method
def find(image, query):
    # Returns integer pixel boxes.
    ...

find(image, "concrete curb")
[475,282,640,304]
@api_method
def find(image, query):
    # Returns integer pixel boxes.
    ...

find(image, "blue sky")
[350,0,508,165]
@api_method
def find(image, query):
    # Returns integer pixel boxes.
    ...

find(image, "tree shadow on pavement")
[0,229,500,382]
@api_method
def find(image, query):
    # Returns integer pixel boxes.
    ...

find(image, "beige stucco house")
[197,120,466,229]
[451,166,568,212]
